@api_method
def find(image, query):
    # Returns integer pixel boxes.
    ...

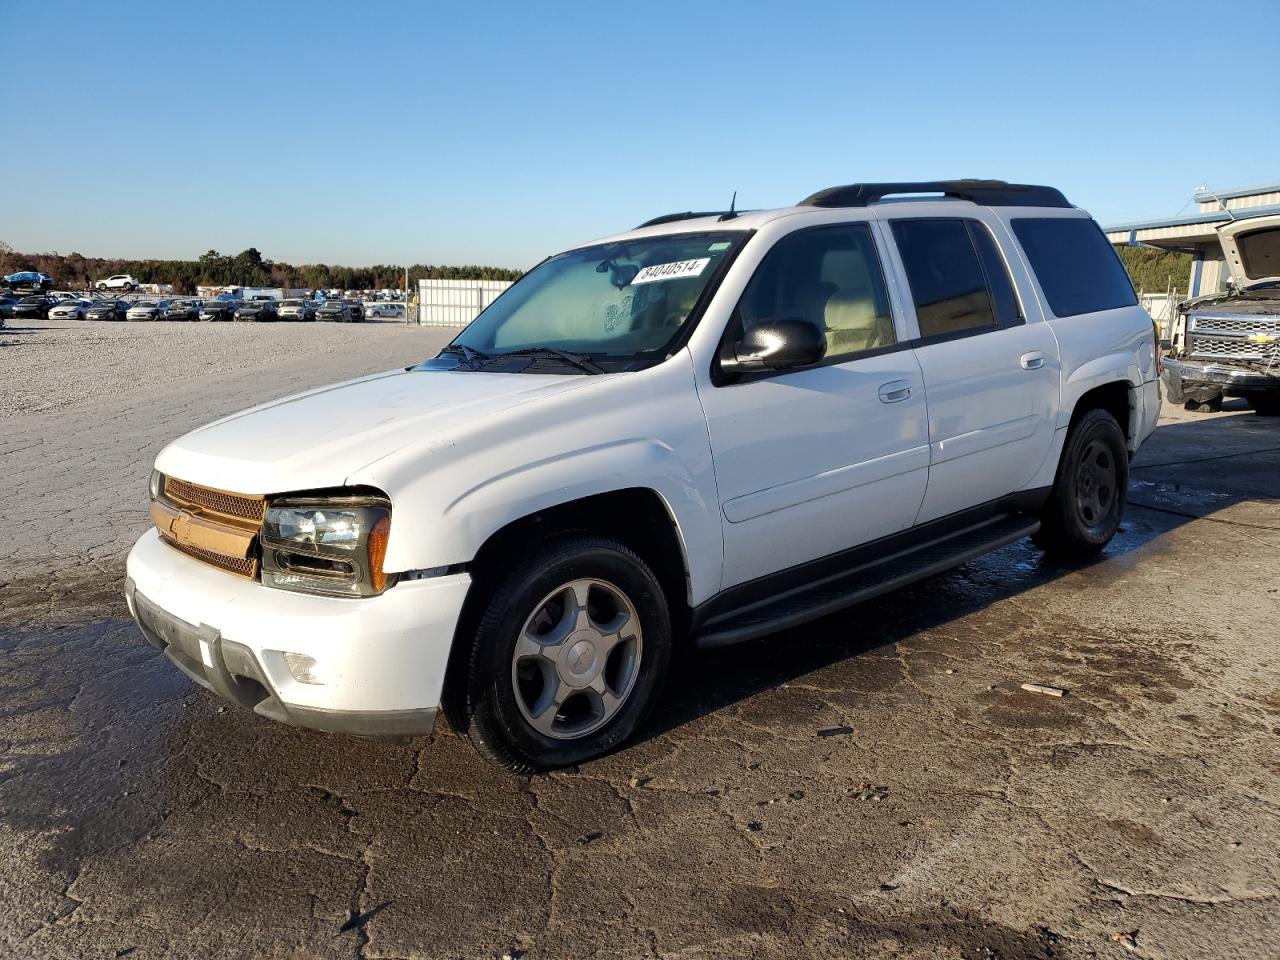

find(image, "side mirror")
[719,319,826,375]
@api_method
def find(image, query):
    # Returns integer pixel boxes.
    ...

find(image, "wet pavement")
[2,347,1278,959]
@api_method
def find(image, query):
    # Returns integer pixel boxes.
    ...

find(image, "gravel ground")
[1,320,1278,960]
[0,318,442,420]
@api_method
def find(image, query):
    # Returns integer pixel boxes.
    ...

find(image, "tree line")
[0,244,522,294]
[1115,245,1191,295]
[4,240,1194,299]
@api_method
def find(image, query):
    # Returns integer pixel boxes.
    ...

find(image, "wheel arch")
[1061,353,1141,452]
[1069,380,1135,450]
[466,487,693,617]
[440,488,695,725]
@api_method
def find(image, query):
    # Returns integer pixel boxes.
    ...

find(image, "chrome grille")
[1187,335,1280,362]
[163,476,265,522]
[1190,315,1280,336]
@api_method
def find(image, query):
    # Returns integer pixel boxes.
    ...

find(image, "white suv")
[126,180,1161,771]
[97,274,140,292]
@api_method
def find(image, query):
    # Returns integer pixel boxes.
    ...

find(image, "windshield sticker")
[707,241,732,252]
[631,257,711,285]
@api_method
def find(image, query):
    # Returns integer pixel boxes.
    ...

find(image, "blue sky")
[3,0,1277,269]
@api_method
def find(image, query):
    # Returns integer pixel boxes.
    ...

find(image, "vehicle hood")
[1218,214,1280,288]
[154,367,602,494]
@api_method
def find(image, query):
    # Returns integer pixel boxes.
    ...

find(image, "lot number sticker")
[632,258,711,285]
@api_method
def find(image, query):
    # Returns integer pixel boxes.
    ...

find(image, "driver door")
[695,222,930,589]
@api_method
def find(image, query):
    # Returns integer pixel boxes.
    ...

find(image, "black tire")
[1034,408,1128,559]
[448,535,673,773]
[122,283,134,292]
[1184,395,1222,413]
[1245,393,1280,416]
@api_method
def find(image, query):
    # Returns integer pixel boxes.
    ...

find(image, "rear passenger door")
[885,216,1061,524]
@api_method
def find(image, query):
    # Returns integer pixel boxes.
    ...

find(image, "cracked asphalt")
[2,319,1278,960]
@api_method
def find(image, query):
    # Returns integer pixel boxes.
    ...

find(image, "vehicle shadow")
[635,405,1280,746]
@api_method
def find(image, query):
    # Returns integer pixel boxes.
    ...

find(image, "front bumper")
[126,527,471,737]
[1161,356,1280,394]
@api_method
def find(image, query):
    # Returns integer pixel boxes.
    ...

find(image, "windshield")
[133,301,156,308]
[452,231,746,359]
[280,300,302,307]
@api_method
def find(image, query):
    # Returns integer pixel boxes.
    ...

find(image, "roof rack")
[799,179,1071,209]
[635,211,735,228]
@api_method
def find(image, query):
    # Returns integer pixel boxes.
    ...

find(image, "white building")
[1103,182,1280,298]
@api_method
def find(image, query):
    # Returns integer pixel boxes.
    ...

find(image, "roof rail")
[799,179,1071,209]
[635,211,735,228]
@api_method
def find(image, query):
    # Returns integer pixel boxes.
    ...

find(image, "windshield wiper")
[502,346,607,375]
[438,343,491,370]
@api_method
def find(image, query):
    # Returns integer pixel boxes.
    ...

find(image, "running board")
[694,514,1040,649]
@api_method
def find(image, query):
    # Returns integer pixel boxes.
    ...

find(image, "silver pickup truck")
[1162,214,1280,415]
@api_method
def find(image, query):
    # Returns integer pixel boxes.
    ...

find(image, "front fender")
[361,351,723,605]
[443,438,715,603]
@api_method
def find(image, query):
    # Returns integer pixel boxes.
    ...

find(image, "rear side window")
[891,219,999,339]
[1011,217,1136,317]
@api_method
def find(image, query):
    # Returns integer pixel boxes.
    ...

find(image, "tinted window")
[891,219,997,338]
[966,222,1021,326]
[735,223,895,361]
[1011,217,1136,317]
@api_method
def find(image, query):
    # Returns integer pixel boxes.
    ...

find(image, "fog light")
[283,652,324,685]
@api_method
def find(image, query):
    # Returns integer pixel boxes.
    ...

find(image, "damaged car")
[1163,214,1280,415]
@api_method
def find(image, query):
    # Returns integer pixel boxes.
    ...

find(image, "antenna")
[1196,183,1237,221]
[718,191,739,221]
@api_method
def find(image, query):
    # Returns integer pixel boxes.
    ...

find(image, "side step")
[695,513,1040,649]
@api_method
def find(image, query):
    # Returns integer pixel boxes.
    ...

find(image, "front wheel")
[1245,393,1280,417]
[1034,408,1128,559]
[448,535,672,772]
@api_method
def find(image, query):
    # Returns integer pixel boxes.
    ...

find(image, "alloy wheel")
[511,578,643,740]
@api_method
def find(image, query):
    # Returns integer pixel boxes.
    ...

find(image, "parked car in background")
[161,299,201,321]
[126,300,169,321]
[349,299,366,322]
[47,298,95,320]
[11,294,60,319]
[315,299,358,322]
[199,299,241,321]
[126,179,1161,771]
[367,301,406,319]
[84,299,130,321]
[0,294,20,319]
[97,274,140,292]
[1162,212,1280,416]
[276,299,317,321]
[3,271,54,292]
[234,299,279,322]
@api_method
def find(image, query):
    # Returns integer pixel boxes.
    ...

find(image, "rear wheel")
[448,535,672,772]
[1034,408,1128,559]
[122,283,134,292]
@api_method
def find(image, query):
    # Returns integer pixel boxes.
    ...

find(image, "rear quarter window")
[1011,217,1136,318]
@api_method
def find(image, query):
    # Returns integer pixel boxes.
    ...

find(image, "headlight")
[261,497,392,598]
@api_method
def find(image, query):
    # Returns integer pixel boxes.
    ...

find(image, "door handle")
[878,380,912,403]
[1020,351,1046,370]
